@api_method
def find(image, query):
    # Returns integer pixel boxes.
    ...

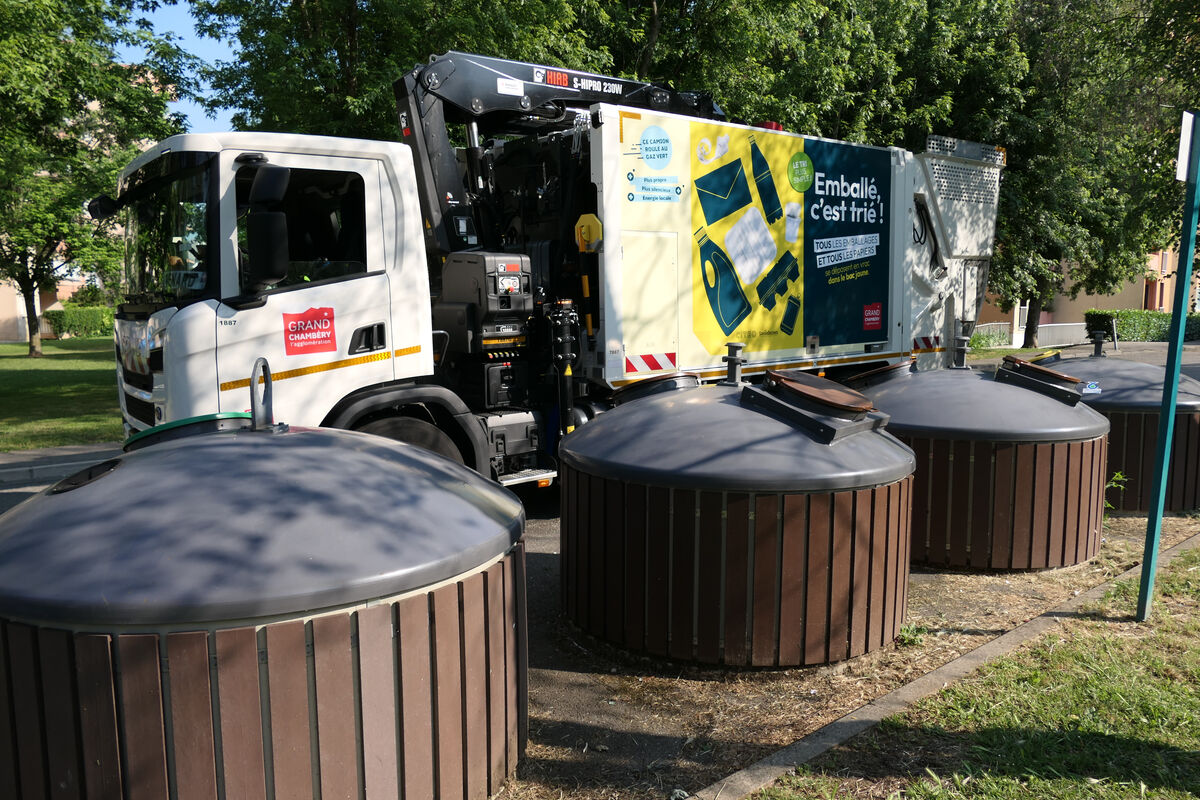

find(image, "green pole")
[1137,111,1200,621]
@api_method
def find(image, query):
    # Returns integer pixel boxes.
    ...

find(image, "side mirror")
[245,166,291,291]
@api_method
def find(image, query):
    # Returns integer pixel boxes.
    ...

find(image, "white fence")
[1019,322,1088,347]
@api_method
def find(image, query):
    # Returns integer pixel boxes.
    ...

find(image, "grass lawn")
[0,337,123,451]
[966,346,1056,361]
[761,546,1200,799]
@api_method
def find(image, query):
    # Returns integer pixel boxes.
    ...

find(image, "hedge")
[1084,308,1200,342]
[43,306,115,338]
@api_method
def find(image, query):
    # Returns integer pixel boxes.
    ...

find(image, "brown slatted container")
[0,422,529,800]
[901,435,1107,569]
[854,363,1111,571]
[1024,353,1200,512]
[559,370,916,667]
[1100,410,1200,511]
[561,467,913,666]
[0,549,525,800]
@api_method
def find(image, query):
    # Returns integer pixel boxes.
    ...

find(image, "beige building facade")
[0,277,86,343]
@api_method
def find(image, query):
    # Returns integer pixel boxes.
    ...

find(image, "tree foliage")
[0,0,186,355]
[570,0,1027,146]
[191,0,611,139]
[986,0,1189,345]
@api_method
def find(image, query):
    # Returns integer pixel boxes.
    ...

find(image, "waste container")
[1032,350,1200,512]
[853,357,1110,570]
[0,409,527,800]
[560,363,915,667]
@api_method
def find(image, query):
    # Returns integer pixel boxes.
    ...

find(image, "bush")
[969,328,1011,348]
[70,282,119,307]
[43,305,115,338]
[1084,308,1200,342]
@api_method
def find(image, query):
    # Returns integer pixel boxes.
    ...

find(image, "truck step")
[498,468,557,488]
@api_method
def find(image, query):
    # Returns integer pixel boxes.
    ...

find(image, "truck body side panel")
[592,105,904,385]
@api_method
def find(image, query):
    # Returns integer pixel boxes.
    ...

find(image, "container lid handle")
[251,358,275,430]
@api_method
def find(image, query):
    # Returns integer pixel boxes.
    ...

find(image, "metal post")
[719,342,746,385]
[1137,111,1200,621]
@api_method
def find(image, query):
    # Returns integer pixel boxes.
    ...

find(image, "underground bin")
[851,357,1110,570]
[1031,349,1200,512]
[559,356,916,667]
[0,371,527,800]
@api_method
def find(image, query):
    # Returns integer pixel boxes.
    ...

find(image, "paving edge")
[0,458,113,487]
[691,531,1200,800]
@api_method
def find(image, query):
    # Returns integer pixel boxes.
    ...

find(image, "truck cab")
[115,135,446,449]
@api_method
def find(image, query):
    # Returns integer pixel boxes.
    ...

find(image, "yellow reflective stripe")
[394,345,421,358]
[219,347,418,392]
[911,346,947,355]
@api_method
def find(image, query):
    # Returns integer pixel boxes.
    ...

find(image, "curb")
[691,532,1200,800]
[0,444,124,488]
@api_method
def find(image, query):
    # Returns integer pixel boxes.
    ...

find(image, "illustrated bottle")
[748,134,783,224]
[695,228,751,335]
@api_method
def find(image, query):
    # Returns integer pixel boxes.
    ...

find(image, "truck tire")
[356,417,464,464]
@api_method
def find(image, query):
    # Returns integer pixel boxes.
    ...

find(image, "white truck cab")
[116,134,433,426]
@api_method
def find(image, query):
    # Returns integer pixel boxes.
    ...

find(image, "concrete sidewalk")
[0,441,123,487]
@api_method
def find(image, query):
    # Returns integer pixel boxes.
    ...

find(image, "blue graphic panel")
[801,140,891,347]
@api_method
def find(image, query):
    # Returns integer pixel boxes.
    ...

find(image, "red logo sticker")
[863,302,882,331]
[284,307,337,355]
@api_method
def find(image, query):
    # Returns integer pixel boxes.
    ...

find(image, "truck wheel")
[356,417,464,464]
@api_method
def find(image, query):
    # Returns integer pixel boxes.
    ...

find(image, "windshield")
[124,167,213,305]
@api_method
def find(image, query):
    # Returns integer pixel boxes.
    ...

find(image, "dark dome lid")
[560,373,915,492]
[1056,356,1200,411]
[0,426,523,625]
[858,367,1110,442]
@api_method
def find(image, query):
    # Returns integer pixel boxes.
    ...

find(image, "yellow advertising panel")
[612,108,892,374]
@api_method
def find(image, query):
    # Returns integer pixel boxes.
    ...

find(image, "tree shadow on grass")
[811,721,1200,795]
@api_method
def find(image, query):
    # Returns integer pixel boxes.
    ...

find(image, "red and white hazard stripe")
[624,352,677,373]
[912,336,941,351]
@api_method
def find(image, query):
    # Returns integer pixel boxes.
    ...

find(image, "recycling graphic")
[618,114,891,356]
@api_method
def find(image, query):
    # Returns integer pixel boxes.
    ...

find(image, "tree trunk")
[20,282,42,357]
[1021,292,1043,349]
[635,1,663,79]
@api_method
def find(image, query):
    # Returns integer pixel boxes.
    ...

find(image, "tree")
[0,0,187,355]
[191,0,611,139]
[986,0,1184,347]
[577,0,1026,147]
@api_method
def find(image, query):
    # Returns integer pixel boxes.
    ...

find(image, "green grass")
[762,548,1200,799]
[0,337,124,451]
[966,346,1050,361]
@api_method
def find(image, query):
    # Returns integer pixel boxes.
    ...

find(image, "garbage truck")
[98,52,1004,486]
